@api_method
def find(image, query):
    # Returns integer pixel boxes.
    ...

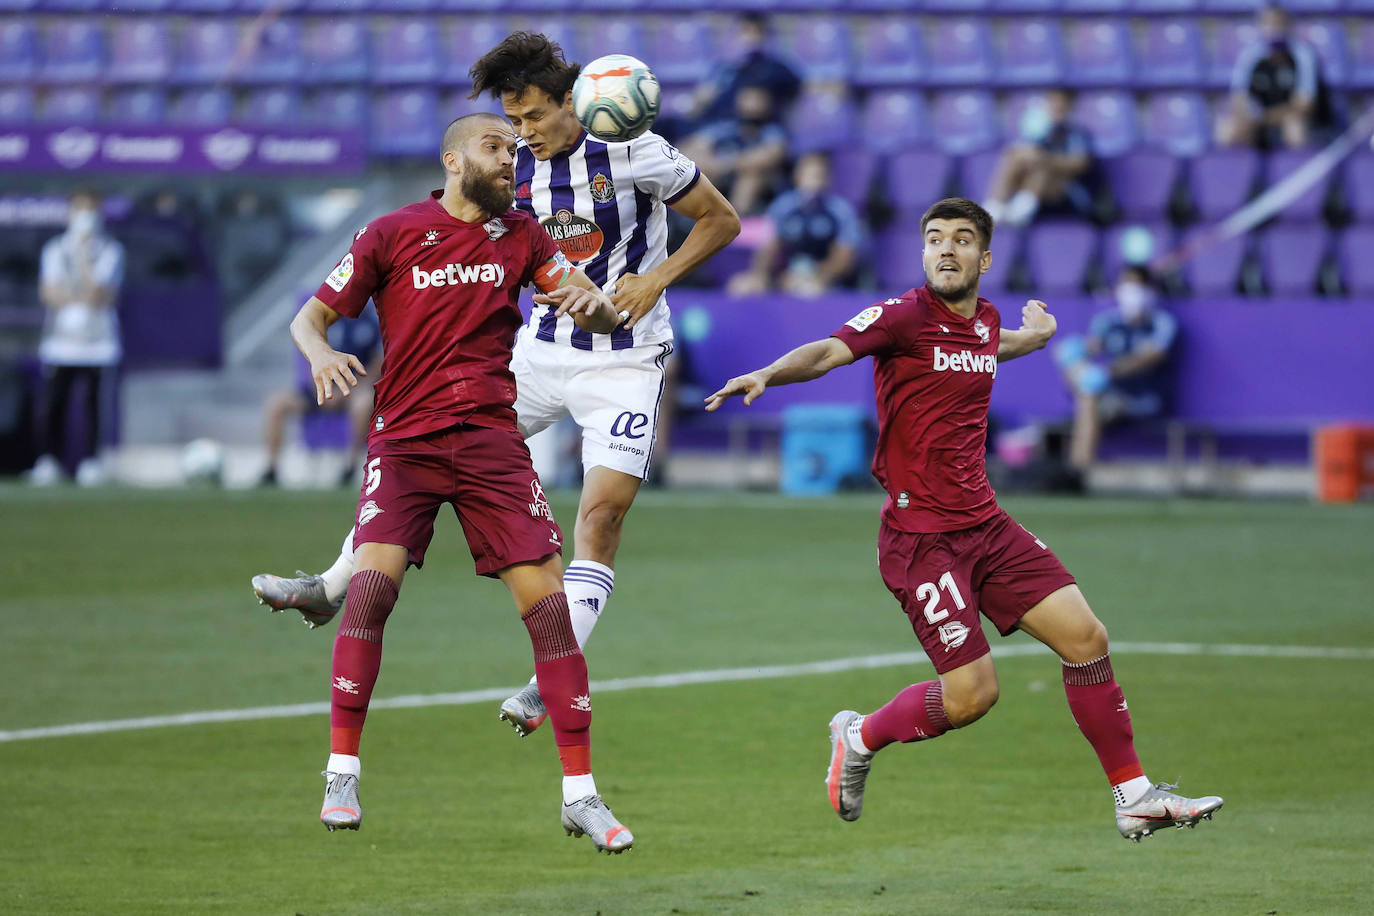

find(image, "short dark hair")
[920,197,994,251]
[468,31,580,103]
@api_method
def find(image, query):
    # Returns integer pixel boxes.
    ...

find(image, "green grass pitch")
[2,486,1371,914]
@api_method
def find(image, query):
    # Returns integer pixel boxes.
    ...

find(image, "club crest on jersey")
[541,209,603,264]
[325,253,353,292]
[589,172,615,204]
[483,217,509,241]
[421,229,441,247]
[846,305,883,332]
[357,500,384,527]
[938,621,970,650]
[974,319,990,343]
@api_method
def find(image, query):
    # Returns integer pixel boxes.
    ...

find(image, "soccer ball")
[181,437,225,486]
[572,54,660,143]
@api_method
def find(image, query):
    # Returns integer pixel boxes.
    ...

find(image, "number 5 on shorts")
[365,457,382,495]
[915,571,967,625]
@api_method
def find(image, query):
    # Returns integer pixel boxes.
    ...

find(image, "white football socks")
[846,715,873,756]
[1113,775,1152,807]
[563,560,613,649]
[320,528,357,604]
[562,773,597,805]
[327,753,360,777]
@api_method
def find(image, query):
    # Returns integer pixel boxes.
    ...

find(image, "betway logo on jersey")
[933,346,997,378]
[411,262,505,289]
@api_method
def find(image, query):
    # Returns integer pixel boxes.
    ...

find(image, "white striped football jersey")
[514,129,700,351]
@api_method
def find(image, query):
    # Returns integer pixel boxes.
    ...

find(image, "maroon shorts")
[877,507,1076,674]
[351,424,563,577]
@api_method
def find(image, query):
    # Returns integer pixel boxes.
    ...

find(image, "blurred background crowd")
[1,1,1371,499]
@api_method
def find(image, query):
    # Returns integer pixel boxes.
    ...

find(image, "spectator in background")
[1054,265,1177,474]
[682,84,789,217]
[27,190,124,487]
[983,89,1096,227]
[1216,3,1332,150]
[258,305,381,488]
[729,152,863,297]
[690,13,801,133]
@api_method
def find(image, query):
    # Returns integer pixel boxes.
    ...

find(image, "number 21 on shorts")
[916,571,966,625]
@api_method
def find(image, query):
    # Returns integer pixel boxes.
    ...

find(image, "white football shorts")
[512,331,674,480]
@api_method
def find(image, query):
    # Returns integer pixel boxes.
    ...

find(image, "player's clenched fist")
[1020,299,1056,338]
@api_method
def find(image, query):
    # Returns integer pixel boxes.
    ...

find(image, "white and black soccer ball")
[572,54,661,143]
[181,437,225,486]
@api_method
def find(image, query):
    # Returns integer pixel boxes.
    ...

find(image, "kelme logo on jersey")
[411,262,506,289]
[932,346,997,378]
[540,209,603,264]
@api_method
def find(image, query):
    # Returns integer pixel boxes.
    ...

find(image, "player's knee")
[577,499,630,539]
[944,681,999,727]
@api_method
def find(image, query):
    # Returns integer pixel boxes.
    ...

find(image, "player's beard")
[929,267,979,303]
[461,156,515,219]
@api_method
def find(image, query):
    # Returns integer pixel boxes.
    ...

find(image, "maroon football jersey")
[832,284,1002,534]
[315,191,558,444]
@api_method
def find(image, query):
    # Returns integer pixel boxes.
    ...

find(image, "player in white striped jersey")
[251,32,740,735]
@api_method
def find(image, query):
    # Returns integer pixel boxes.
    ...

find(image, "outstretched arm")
[998,299,1057,362]
[705,337,856,411]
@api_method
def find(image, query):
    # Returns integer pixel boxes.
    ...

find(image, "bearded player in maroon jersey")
[294,111,632,852]
[706,198,1223,842]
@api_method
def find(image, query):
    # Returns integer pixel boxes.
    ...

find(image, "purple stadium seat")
[888,149,953,211]
[874,221,925,289]
[1300,20,1349,87]
[167,0,236,10]
[243,87,305,126]
[991,0,1061,9]
[107,87,168,125]
[853,18,924,88]
[1201,0,1261,10]
[0,86,35,123]
[1206,20,1258,90]
[303,0,372,11]
[781,17,852,83]
[1277,0,1344,11]
[1074,91,1138,157]
[176,19,238,84]
[305,88,367,126]
[858,89,928,156]
[1063,19,1132,87]
[1100,222,1173,282]
[787,86,854,155]
[929,91,1000,155]
[1000,90,1042,143]
[924,20,994,87]
[439,17,507,86]
[367,0,437,9]
[827,148,880,214]
[1137,20,1205,88]
[373,20,442,85]
[511,19,580,64]
[1103,149,1178,221]
[1180,231,1247,297]
[1354,23,1374,90]
[1344,151,1374,222]
[0,20,38,82]
[0,0,37,9]
[1024,221,1098,294]
[1131,0,1197,10]
[40,87,101,124]
[41,19,105,83]
[1061,0,1129,9]
[1259,224,1329,296]
[34,0,100,8]
[371,88,440,157]
[1267,149,1335,223]
[107,21,173,84]
[1337,226,1374,296]
[981,225,1023,293]
[113,0,170,9]
[1188,149,1261,220]
[300,19,370,84]
[237,19,303,85]
[168,87,234,126]
[998,20,1064,87]
[924,0,992,10]
[648,18,716,85]
[581,19,649,64]
[956,147,1003,201]
[1141,92,1209,158]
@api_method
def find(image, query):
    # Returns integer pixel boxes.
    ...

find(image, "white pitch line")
[2,641,1370,744]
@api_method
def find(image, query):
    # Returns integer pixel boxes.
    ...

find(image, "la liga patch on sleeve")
[846,305,883,332]
[325,253,354,292]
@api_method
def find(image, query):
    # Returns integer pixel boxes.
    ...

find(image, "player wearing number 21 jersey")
[706,197,1223,843]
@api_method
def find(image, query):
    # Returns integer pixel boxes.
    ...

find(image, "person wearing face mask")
[729,152,864,297]
[27,189,125,487]
[1216,3,1333,150]
[688,13,801,135]
[1054,265,1178,474]
[681,84,790,217]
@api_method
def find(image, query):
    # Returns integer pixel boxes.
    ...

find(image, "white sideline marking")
[2,641,1370,744]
